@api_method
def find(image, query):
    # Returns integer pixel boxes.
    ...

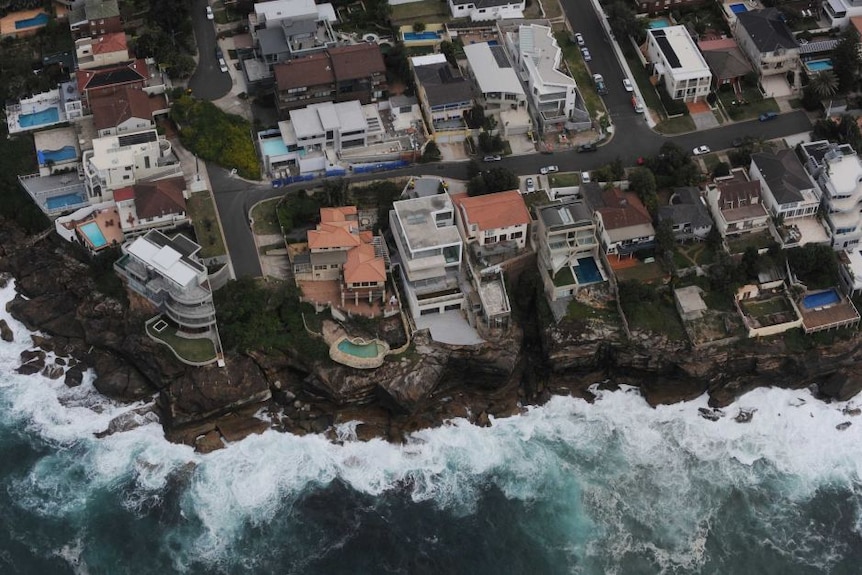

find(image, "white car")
[525,177,536,193]
[581,171,591,184]
[540,165,559,175]
[693,145,711,156]
[206,5,214,20]
[218,57,229,73]
[581,47,591,62]
[574,32,585,47]
[623,78,633,92]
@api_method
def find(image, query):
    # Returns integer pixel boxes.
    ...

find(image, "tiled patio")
[298,279,391,318]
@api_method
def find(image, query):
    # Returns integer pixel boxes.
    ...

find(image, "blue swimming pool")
[487,40,498,46]
[46,192,87,211]
[337,338,383,358]
[19,107,60,128]
[802,289,840,310]
[261,138,290,157]
[79,222,107,249]
[403,31,442,41]
[647,18,672,29]
[574,256,603,284]
[805,59,834,72]
[729,3,748,14]
[38,146,77,164]
[15,12,49,29]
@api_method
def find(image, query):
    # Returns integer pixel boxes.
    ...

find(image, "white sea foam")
[2,279,861,572]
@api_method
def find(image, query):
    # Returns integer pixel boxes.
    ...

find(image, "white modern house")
[800,140,862,250]
[448,0,525,22]
[839,248,862,297]
[249,0,338,66]
[389,192,465,318]
[645,26,712,102]
[259,100,385,175]
[463,42,527,116]
[501,23,590,133]
[82,129,182,202]
[749,150,820,220]
[820,0,862,31]
[410,53,475,137]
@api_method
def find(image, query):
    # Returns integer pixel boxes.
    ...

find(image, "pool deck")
[5,89,65,134]
[33,127,79,170]
[800,294,860,333]
[75,206,125,250]
[0,9,50,38]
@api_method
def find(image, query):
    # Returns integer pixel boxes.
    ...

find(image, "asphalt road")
[208,0,815,278]
[187,0,232,100]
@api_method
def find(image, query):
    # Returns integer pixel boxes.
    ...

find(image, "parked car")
[581,171,591,184]
[759,111,778,122]
[525,178,536,193]
[540,165,559,175]
[574,32,585,46]
[581,47,591,62]
[692,145,711,156]
[622,78,633,92]
[578,143,597,153]
[592,73,607,95]
[218,57,229,73]
[732,136,751,148]
[206,5,214,19]
[483,155,502,162]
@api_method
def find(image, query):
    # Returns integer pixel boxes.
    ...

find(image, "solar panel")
[490,45,511,68]
[118,131,157,147]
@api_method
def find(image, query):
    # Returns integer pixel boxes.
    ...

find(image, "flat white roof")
[410,53,448,68]
[127,236,198,287]
[289,100,367,140]
[393,194,461,251]
[517,24,575,88]
[846,248,862,290]
[255,0,333,22]
[649,26,710,73]
[463,42,524,96]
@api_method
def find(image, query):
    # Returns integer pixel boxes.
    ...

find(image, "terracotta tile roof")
[329,43,385,82]
[343,242,386,285]
[852,17,862,36]
[274,52,334,91]
[90,86,154,130]
[113,186,134,202]
[321,206,357,223]
[595,188,652,230]
[92,32,127,55]
[308,223,361,250]
[131,176,187,220]
[453,190,530,231]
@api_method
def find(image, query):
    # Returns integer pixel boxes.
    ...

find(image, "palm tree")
[808,70,839,99]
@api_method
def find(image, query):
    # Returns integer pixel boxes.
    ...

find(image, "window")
[511,231,523,239]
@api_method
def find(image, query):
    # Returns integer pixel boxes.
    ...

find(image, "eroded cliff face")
[2,217,861,451]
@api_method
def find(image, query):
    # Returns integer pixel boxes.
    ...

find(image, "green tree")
[808,70,839,99]
[627,167,657,216]
[832,28,861,94]
[440,40,457,66]
[740,246,760,280]
[420,140,441,162]
[467,167,519,196]
[655,218,676,266]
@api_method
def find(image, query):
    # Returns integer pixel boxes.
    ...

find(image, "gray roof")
[751,149,812,205]
[736,8,798,53]
[85,0,120,20]
[414,62,473,108]
[257,27,290,57]
[538,198,593,229]
[389,95,417,108]
[798,39,839,55]
[701,46,751,80]
[453,0,517,6]
[658,186,713,230]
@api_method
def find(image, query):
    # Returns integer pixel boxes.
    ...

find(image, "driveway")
[187,0,232,100]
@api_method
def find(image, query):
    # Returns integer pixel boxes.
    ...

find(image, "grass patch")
[390,0,449,24]
[522,190,552,217]
[614,261,666,283]
[566,298,619,322]
[717,87,779,121]
[742,296,792,318]
[556,31,603,121]
[187,191,227,258]
[655,115,696,134]
[702,154,722,174]
[147,321,217,363]
[549,172,581,188]
[553,266,575,287]
[789,98,802,109]
[623,297,686,340]
[726,231,776,254]
[251,197,282,235]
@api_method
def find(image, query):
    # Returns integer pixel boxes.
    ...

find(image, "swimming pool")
[46,192,87,211]
[802,289,840,310]
[15,12,49,29]
[19,107,60,128]
[403,31,442,41]
[337,338,383,358]
[38,146,77,164]
[260,138,290,157]
[574,256,603,284]
[647,18,672,29]
[805,59,834,73]
[729,3,748,14]
[79,222,108,249]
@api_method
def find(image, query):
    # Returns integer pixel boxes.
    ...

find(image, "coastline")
[1,217,861,452]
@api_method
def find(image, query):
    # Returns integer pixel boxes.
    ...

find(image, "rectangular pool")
[19,107,60,128]
[38,146,77,164]
[647,18,672,29]
[802,289,840,310]
[805,59,834,73]
[46,192,87,211]
[79,221,108,249]
[15,12,49,29]
[574,256,603,284]
[729,3,748,14]
[403,31,442,41]
[260,138,290,157]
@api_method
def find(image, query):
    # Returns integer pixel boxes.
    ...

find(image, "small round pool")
[337,338,383,358]
[330,336,390,369]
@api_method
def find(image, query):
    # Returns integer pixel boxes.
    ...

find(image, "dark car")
[732,136,751,148]
[578,143,597,153]
[759,111,778,122]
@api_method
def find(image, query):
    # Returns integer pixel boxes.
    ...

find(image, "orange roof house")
[453,190,531,249]
[344,243,386,287]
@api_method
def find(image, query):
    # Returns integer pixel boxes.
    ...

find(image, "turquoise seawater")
[2,280,862,574]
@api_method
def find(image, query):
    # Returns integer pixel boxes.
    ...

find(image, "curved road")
[208,0,814,278]
[187,0,232,100]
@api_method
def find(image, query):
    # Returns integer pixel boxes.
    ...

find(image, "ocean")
[2,279,862,575]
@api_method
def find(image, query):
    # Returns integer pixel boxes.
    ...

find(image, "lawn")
[675,243,716,267]
[622,298,686,340]
[391,0,449,24]
[187,191,227,259]
[553,266,575,287]
[556,32,603,121]
[566,298,619,322]
[522,189,552,217]
[742,296,793,318]
[717,87,779,122]
[251,197,282,235]
[655,115,696,134]
[614,261,666,283]
[147,321,217,363]
[726,231,777,254]
[549,172,581,188]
